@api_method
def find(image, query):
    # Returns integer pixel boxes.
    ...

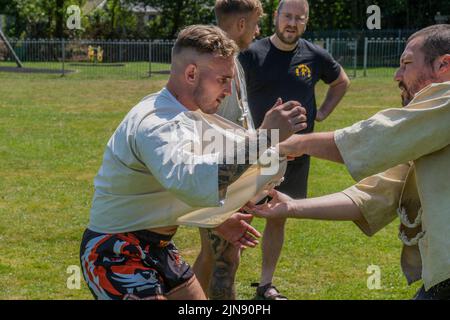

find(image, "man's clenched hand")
[259,98,307,142]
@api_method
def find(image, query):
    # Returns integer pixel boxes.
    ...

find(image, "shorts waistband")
[132,229,174,244]
[85,228,173,245]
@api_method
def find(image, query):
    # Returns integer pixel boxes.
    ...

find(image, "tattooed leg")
[195,131,270,299]
[207,229,241,300]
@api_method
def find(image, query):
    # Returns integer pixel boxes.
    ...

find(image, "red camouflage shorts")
[79,228,194,300]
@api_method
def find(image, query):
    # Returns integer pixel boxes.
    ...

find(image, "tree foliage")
[1,0,85,38]
[140,0,216,39]
[1,0,449,39]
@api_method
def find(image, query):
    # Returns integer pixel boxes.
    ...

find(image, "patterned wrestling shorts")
[80,228,194,300]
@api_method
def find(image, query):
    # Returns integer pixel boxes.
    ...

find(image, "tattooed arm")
[217,129,272,198]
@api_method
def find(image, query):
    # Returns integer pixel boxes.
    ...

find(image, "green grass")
[0,61,171,80]
[0,71,421,300]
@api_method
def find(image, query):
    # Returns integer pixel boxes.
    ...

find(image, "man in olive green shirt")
[248,24,450,299]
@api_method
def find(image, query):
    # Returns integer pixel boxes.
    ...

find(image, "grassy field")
[0,69,422,300]
[0,61,171,80]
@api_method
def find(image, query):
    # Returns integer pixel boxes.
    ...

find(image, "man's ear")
[185,64,198,84]
[237,17,246,33]
[437,54,450,74]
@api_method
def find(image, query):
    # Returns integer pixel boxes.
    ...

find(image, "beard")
[399,71,437,106]
[275,21,302,46]
[193,79,222,114]
[236,37,249,51]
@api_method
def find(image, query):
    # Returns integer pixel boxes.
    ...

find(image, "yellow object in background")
[97,46,103,63]
[87,45,95,63]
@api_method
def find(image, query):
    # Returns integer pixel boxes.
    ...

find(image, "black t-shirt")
[239,37,342,133]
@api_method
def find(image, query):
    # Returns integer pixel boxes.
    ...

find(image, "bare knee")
[166,275,207,300]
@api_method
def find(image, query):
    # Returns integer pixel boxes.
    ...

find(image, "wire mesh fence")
[0,37,406,79]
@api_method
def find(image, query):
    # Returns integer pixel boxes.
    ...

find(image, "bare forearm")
[319,82,348,117]
[303,132,344,163]
[317,68,350,121]
[279,131,344,163]
[289,192,363,221]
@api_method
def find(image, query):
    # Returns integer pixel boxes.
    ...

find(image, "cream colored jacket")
[90,88,285,233]
[335,82,450,290]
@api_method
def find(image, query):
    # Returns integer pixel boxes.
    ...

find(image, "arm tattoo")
[218,130,272,194]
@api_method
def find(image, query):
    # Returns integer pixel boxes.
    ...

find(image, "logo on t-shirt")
[295,64,312,78]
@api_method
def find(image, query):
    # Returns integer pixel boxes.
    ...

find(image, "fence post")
[148,41,152,77]
[61,38,65,77]
[363,37,368,77]
[353,39,358,78]
[329,38,332,54]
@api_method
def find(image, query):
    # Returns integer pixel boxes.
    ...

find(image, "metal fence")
[312,37,406,78]
[327,38,358,78]
[0,38,175,79]
[0,37,406,79]
[362,38,407,77]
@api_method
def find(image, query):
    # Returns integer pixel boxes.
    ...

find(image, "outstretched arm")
[281,88,450,181]
[245,189,362,222]
[278,132,344,164]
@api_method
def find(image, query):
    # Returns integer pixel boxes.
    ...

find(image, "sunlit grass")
[0,71,421,299]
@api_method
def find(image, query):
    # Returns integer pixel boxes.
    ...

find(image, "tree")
[2,0,450,39]
[260,0,278,37]
[1,0,85,38]
[141,0,215,39]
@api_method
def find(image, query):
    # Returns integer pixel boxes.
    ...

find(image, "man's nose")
[255,25,260,38]
[224,81,232,96]
[394,68,402,82]
[287,16,296,26]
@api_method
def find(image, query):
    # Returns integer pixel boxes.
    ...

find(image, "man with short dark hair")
[239,0,350,299]
[248,24,450,300]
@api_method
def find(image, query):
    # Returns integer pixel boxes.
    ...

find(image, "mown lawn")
[0,61,171,80]
[0,69,422,299]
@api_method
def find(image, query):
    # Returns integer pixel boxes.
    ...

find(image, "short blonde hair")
[173,24,238,58]
[215,0,264,24]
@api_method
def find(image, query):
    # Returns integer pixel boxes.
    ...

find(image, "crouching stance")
[80,25,286,300]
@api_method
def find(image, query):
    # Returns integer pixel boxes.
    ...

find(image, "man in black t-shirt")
[239,0,350,300]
